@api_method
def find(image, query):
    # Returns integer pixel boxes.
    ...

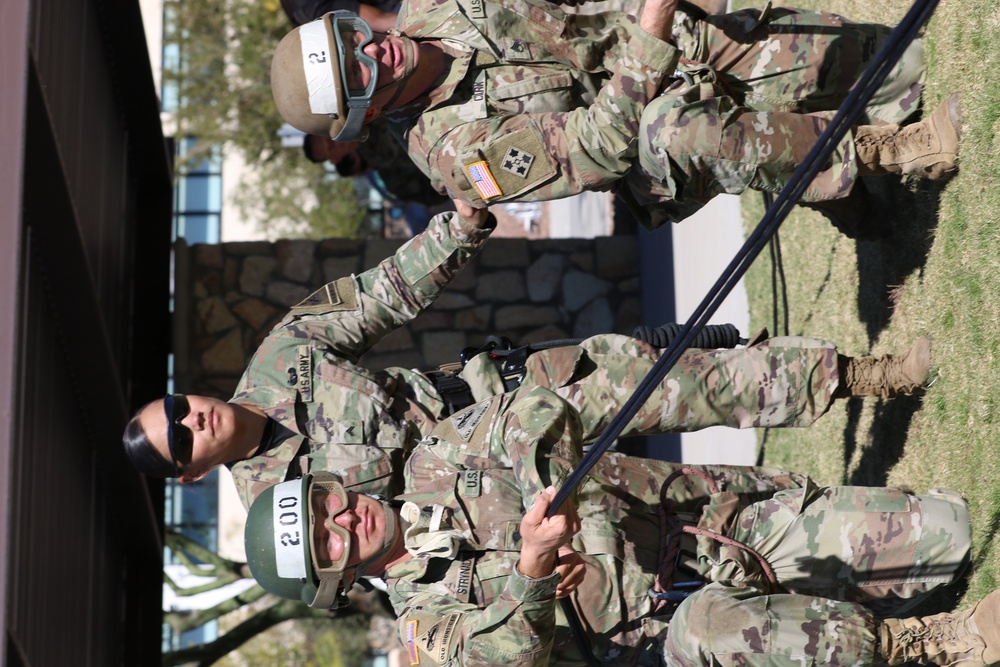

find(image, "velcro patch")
[464,161,503,201]
[453,401,491,441]
[291,276,358,315]
[459,123,555,201]
[416,613,463,665]
[501,146,535,178]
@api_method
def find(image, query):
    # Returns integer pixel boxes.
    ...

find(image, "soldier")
[123,199,932,510]
[269,0,961,237]
[243,377,998,667]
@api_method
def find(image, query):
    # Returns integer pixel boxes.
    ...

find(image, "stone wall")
[173,234,642,399]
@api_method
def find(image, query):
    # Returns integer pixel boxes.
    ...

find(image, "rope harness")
[649,468,778,617]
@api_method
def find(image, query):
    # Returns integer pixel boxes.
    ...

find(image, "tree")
[163,529,391,667]
[162,0,366,238]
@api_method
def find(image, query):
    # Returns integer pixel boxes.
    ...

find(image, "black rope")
[632,322,744,349]
[547,0,940,520]
[763,191,790,339]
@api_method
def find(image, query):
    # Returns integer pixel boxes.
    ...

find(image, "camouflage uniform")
[386,384,971,667]
[230,256,845,511]
[388,0,924,228]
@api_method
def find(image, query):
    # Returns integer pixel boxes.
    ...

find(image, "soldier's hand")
[555,546,587,598]
[452,198,491,229]
[517,486,581,580]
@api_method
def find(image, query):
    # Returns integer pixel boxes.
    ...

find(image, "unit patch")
[415,613,463,665]
[291,276,358,315]
[453,401,491,441]
[464,161,503,201]
[501,146,535,178]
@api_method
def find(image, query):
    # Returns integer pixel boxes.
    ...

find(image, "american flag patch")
[406,619,421,665]
[464,161,503,200]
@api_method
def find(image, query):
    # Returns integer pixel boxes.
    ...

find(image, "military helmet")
[244,471,352,609]
[271,11,379,141]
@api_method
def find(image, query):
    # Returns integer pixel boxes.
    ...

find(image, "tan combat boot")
[835,336,932,399]
[855,93,962,180]
[879,590,1000,666]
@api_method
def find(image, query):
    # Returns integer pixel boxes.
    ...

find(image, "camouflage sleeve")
[420,29,679,204]
[273,210,493,361]
[397,574,561,667]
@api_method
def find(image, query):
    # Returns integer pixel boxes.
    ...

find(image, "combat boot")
[879,590,1000,666]
[855,93,962,180]
[834,336,932,399]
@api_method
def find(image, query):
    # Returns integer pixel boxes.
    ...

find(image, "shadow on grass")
[854,176,946,344]
[846,395,925,487]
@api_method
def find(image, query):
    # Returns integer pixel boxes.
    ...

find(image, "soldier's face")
[138,395,238,482]
[348,32,436,114]
[312,491,388,569]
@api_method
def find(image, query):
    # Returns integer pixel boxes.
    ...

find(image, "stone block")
[323,256,360,282]
[595,237,640,279]
[434,292,476,310]
[319,238,364,256]
[240,256,277,297]
[573,298,614,338]
[526,253,568,302]
[616,297,642,332]
[521,324,570,343]
[562,271,611,312]
[265,281,311,307]
[196,296,238,334]
[410,311,454,332]
[454,305,492,332]
[370,327,415,353]
[480,239,529,268]
[226,241,274,256]
[422,331,468,367]
[232,298,281,331]
[277,239,317,282]
[495,304,561,329]
[194,244,223,268]
[363,239,404,270]
[201,329,247,374]
[475,270,526,302]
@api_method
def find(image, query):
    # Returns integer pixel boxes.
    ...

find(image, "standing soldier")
[268,0,961,236]
[123,203,932,508]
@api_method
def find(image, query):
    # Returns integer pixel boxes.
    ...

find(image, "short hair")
[302,134,323,164]
[122,402,179,478]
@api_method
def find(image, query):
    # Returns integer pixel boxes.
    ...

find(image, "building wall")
[173,233,643,400]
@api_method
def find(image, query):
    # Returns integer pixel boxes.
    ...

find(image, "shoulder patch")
[291,276,358,316]
[415,612,463,665]
[459,123,555,201]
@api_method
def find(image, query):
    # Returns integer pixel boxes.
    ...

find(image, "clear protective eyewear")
[331,13,379,104]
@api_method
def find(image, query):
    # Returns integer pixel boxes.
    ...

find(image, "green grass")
[731,0,1000,606]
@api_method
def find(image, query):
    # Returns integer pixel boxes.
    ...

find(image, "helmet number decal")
[273,480,308,579]
[300,21,341,115]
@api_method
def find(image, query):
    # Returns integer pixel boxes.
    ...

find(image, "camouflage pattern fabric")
[388,0,924,229]
[228,210,494,508]
[386,384,971,666]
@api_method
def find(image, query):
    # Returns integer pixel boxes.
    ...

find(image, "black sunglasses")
[163,394,193,476]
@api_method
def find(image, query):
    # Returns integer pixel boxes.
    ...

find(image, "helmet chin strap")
[371,30,420,111]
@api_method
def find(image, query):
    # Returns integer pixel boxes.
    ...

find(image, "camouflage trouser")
[539,333,840,442]
[625,7,926,228]
[660,486,971,666]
